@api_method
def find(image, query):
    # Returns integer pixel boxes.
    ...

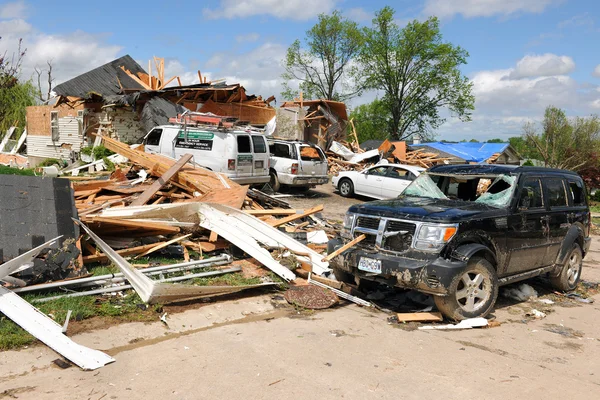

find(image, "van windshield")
[403,172,517,208]
[300,145,324,161]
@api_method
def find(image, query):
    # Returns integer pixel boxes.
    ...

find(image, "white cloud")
[344,8,372,22]
[423,0,559,19]
[235,33,260,43]
[203,0,339,20]
[0,0,27,19]
[509,53,575,79]
[0,18,32,35]
[593,65,600,78]
[558,12,595,29]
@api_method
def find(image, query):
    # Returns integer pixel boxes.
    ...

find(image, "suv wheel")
[339,179,354,198]
[550,243,582,292]
[269,171,281,192]
[434,257,498,320]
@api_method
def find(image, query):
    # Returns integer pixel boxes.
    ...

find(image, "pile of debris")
[326,137,450,174]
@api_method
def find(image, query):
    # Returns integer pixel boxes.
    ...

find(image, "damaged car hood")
[348,196,507,222]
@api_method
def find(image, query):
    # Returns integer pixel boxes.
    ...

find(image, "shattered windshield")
[403,172,517,208]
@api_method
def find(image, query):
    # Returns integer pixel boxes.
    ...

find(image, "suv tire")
[434,257,498,320]
[550,243,582,292]
[269,171,281,192]
[339,179,354,198]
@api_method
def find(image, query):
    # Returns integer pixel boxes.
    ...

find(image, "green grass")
[0,165,35,176]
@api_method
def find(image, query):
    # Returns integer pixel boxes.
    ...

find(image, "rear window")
[145,129,162,146]
[252,135,267,153]
[299,145,324,161]
[545,178,568,208]
[568,180,586,206]
[237,135,251,153]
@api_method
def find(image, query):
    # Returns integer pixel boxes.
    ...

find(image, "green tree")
[524,106,600,170]
[358,9,474,140]
[0,38,37,139]
[281,11,363,101]
[486,138,504,143]
[508,136,538,159]
[349,99,391,143]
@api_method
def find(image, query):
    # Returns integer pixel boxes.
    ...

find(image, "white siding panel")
[27,116,84,160]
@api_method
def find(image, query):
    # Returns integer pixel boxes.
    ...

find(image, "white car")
[332,163,425,199]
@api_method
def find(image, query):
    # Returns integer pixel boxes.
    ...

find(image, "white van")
[143,125,270,185]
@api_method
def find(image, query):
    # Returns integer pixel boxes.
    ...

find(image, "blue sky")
[1,0,600,141]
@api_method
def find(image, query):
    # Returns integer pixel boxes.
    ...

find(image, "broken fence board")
[134,234,192,259]
[268,205,324,227]
[322,234,366,262]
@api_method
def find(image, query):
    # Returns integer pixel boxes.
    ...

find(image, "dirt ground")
[2,187,600,399]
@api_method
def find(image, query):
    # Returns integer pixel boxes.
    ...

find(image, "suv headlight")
[341,213,356,239]
[414,224,458,251]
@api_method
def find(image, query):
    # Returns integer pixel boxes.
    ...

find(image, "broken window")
[271,143,293,158]
[387,167,413,180]
[50,111,59,141]
[299,145,324,161]
[367,166,388,176]
[251,135,267,153]
[546,178,568,208]
[404,172,517,208]
[568,180,585,206]
[237,135,251,153]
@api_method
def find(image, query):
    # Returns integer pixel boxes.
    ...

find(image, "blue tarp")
[414,142,509,163]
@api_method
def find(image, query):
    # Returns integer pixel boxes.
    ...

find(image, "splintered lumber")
[182,240,230,253]
[83,242,168,264]
[134,234,192,259]
[396,312,443,323]
[244,209,298,216]
[322,234,366,262]
[268,205,324,227]
[84,217,180,234]
[209,231,218,243]
[130,154,193,206]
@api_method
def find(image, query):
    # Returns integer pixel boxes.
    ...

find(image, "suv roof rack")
[168,111,260,133]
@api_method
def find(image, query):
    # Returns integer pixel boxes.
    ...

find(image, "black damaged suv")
[328,164,591,320]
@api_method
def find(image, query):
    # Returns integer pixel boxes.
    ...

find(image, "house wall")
[26,103,87,165]
[97,108,145,144]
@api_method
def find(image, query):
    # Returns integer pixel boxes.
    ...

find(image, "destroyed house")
[25,55,276,166]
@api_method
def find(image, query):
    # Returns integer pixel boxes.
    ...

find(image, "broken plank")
[182,240,230,253]
[209,231,218,243]
[130,154,193,206]
[268,205,323,227]
[322,234,366,262]
[134,234,192,259]
[396,312,443,323]
[86,217,180,234]
[244,209,298,216]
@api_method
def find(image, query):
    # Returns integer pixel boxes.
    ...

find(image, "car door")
[355,166,389,198]
[504,176,550,274]
[380,166,416,198]
[251,135,268,178]
[543,177,570,266]
[235,135,253,179]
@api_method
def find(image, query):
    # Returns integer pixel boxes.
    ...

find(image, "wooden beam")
[134,234,192,259]
[268,205,323,227]
[209,231,218,243]
[86,217,180,234]
[244,209,298,216]
[160,76,177,89]
[176,76,182,86]
[120,66,151,90]
[322,234,366,262]
[130,154,193,206]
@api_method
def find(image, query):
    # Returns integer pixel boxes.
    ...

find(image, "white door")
[380,166,416,198]
[356,166,389,198]
[235,135,253,178]
[251,135,268,178]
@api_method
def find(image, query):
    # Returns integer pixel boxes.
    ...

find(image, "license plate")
[358,257,382,274]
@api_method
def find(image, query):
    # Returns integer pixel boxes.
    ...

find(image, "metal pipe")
[33,267,242,303]
[13,254,232,294]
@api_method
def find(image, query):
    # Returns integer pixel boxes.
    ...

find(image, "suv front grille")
[386,221,416,235]
[356,216,380,230]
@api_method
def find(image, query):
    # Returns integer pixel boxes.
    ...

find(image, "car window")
[545,178,568,208]
[519,177,544,209]
[251,135,266,153]
[271,143,293,158]
[387,167,411,180]
[145,129,162,146]
[367,166,389,176]
[237,135,251,153]
[568,180,585,206]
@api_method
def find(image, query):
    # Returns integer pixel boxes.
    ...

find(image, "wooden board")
[396,312,443,323]
[322,234,366,262]
[130,154,193,206]
[268,205,323,227]
[82,242,166,264]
